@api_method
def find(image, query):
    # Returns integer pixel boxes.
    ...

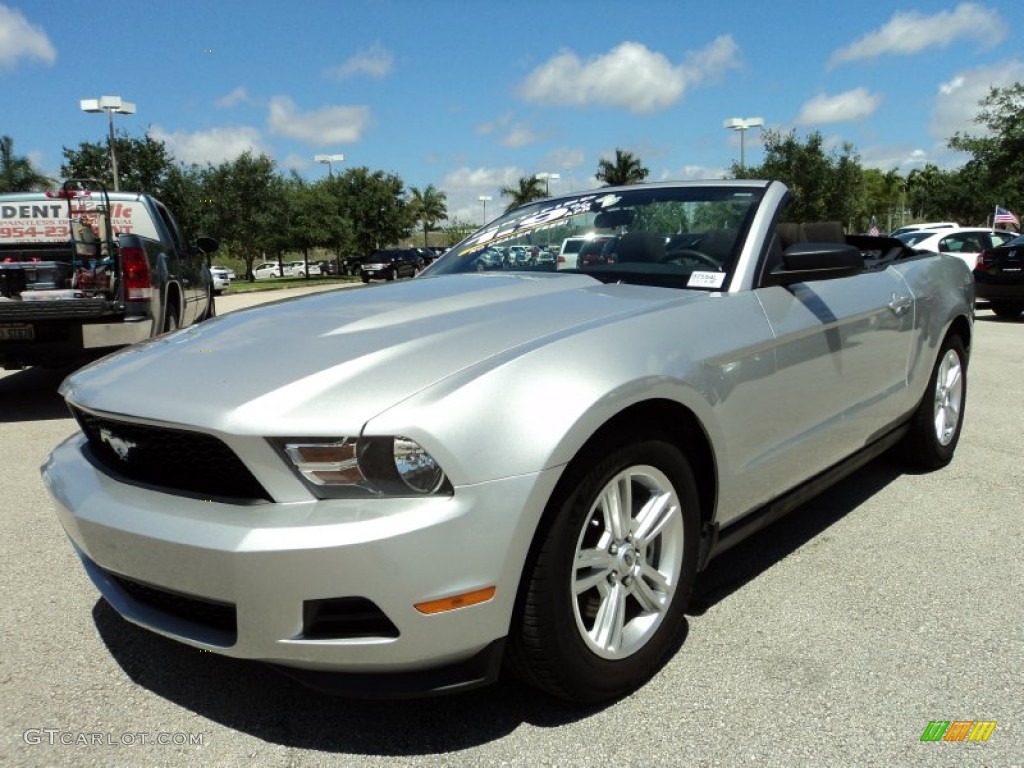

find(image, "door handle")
[888,292,912,316]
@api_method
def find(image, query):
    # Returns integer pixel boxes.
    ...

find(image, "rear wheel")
[990,302,1023,319]
[898,334,967,469]
[508,440,699,703]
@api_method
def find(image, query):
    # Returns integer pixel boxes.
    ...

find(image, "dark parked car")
[340,255,368,276]
[361,248,421,283]
[974,233,1024,318]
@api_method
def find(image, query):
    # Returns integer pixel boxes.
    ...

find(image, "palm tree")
[499,175,547,213]
[409,184,448,246]
[0,136,53,193]
[595,149,650,187]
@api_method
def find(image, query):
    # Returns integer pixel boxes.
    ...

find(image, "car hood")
[62,274,706,434]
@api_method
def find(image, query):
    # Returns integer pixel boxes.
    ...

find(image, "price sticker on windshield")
[687,271,726,289]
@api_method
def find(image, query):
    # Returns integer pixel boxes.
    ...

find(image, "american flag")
[994,205,1020,228]
[868,216,879,237]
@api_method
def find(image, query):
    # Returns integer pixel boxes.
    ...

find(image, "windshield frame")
[423,182,768,291]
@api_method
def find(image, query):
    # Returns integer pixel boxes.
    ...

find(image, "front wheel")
[898,335,967,469]
[508,440,700,703]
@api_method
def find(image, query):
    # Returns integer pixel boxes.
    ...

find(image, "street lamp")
[722,116,764,173]
[80,95,136,191]
[478,195,492,223]
[314,153,345,177]
[535,172,561,196]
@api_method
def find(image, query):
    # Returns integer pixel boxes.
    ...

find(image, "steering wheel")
[660,249,721,269]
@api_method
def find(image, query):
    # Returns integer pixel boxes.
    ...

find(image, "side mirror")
[195,236,219,255]
[766,243,863,286]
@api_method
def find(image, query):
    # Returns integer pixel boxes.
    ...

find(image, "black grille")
[107,571,237,639]
[70,406,272,502]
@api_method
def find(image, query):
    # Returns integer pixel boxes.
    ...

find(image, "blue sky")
[2,0,1022,223]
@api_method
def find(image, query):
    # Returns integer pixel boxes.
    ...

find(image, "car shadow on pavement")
[88,460,899,754]
[688,458,903,615]
[0,365,74,423]
[91,599,620,754]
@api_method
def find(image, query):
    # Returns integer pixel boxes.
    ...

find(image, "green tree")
[499,175,547,212]
[409,184,448,246]
[948,83,1024,219]
[595,149,650,186]
[741,129,862,225]
[0,136,53,192]
[199,151,284,279]
[281,173,354,272]
[61,131,175,195]
[442,217,476,246]
[159,163,206,240]
[855,168,910,233]
[333,166,414,255]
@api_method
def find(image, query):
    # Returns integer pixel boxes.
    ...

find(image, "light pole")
[478,195,492,223]
[314,153,345,177]
[535,172,561,196]
[80,96,136,191]
[722,117,764,173]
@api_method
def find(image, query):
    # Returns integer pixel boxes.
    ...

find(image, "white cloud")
[796,88,882,125]
[442,165,524,192]
[215,86,254,109]
[281,153,313,171]
[539,147,586,172]
[658,165,729,181]
[149,125,269,165]
[475,113,544,147]
[0,4,56,70]
[931,59,1024,140]
[324,43,394,80]
[829,3,1005,67]
[267,95,370,146]
[519,36,740,114]
[859,145,931,172]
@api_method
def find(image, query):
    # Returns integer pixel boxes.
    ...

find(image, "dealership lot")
[1,292,1020,767]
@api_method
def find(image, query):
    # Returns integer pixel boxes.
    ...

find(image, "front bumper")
[42,432,558,693]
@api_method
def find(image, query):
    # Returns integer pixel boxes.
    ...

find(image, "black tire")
[990,302,1023,319]
[163,305,179,334]
[361,276,370,284]
[386,268,396,282]
[508,440,700,703]
[898,334,967,470]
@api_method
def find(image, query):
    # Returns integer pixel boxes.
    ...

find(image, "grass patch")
[224,276,359,294]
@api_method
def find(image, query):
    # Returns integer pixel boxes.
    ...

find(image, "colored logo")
[921,720,996,742]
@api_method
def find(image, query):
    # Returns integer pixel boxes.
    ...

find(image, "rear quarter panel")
[892,252,974,397]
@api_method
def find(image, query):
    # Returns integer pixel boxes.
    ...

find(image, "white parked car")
[209,266,230,295]
[889,222,960,237]
[286,261,321,277]
[896,228,1018,272]
[253,262,288,280]
[557,237,588,269]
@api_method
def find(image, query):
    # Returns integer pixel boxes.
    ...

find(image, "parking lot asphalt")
[1,295,1021,767]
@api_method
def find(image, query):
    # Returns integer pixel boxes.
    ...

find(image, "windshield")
[896,232,935,247]
[425,184,765,290]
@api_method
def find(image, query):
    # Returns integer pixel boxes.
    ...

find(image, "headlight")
[273,436,452,498]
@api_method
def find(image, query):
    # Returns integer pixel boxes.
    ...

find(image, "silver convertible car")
[43,181,973,704]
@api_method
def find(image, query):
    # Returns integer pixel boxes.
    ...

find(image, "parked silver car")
[43,181,974,703]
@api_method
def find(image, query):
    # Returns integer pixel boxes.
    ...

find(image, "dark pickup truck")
[0,181,218,369]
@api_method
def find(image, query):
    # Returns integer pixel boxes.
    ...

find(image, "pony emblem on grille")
[99,428,137,461]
